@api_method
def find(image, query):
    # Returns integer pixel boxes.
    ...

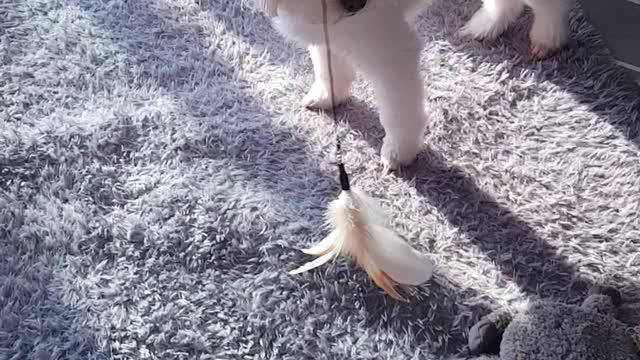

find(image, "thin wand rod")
[321,0,350,191]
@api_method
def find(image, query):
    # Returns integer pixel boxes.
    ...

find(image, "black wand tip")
[338,163,350,191]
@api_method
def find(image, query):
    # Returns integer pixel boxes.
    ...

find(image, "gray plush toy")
[466,286,640,360]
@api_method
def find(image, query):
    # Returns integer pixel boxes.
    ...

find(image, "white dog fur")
[458,0,571,59]
[258,0,571,170]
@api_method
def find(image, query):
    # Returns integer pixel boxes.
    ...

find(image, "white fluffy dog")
[258,0,571,170]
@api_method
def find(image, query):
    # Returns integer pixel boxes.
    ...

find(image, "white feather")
[345,189,433,285]
[289,247,338,275]
[289,186,434,299]
[347,188,387,225]
[301,230,338,255]
[365,224,434,285]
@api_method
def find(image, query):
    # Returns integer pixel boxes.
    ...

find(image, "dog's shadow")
[339,96,640,294]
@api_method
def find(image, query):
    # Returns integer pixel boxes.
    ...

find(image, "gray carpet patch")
[1,0,639,358]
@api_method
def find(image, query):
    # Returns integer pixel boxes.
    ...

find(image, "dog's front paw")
[380,135,422,174]
[302,81,350,110]
[457,8,503,40]
[457,3,522,41]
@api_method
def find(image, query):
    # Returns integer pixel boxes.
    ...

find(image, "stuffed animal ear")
[468,318,502,355]
[468,311,513,356]
[588,285,622,307]
[631,325,640,353]
[583,285,622,317]
[257,0,279,16]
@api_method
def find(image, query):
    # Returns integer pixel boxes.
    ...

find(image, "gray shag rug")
[2,0,640,358]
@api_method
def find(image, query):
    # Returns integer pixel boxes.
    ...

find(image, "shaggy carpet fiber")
[2,0,640,358]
